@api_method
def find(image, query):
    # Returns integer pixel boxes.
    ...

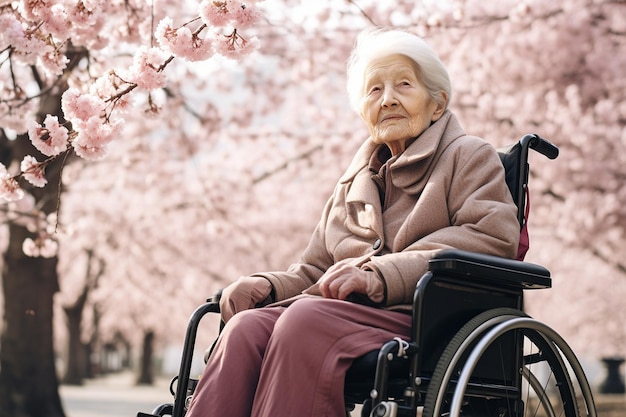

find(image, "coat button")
[373,238,382,250]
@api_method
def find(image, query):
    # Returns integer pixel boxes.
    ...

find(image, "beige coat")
[255,111,520,310]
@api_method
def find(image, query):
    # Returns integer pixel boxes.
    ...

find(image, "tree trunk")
[0,46,87,417]
[0,224,65,417]
[62,249,102,385]
[84,340,96,379]
[62,303,89,385]
[0,127,67,417]
[137,330,155,385]
[120,335,132,369]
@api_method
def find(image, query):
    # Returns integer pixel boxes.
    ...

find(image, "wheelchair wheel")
[423,308,596,417]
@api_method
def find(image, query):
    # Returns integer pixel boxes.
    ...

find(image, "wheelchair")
[137,134,597,417]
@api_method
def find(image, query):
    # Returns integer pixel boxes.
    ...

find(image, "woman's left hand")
[317,262,384,303]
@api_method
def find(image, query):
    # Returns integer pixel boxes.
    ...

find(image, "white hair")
[346,27,451,112]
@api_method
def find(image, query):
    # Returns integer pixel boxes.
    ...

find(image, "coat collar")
[340,111,465,194]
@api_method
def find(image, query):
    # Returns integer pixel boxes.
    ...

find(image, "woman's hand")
[317,263,384,303]
[219,276,273,322]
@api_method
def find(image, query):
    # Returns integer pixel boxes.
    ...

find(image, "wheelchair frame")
[137,134,597,417]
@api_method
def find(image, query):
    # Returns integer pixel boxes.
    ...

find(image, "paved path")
[60,371,364,416]
[60,371,626,417]
[60,372,173,417]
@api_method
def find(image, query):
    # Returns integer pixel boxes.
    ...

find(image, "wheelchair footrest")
[137,413,159,417]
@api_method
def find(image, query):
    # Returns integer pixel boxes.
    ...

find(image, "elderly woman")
[186,28,519,417]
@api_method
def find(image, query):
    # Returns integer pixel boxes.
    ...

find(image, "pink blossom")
[155,16,177,46]
[69,115,122,161]
[199,0,236,27]
[91,71,129,108]
[38,48,70,77]
[61,88,106,123]
[72,140,108,161]
[0,100,38,135]
[1,14,51,66]
[232,3,262,29]
[71,15,109,51]
[18,38,52,66]
[20,156,48,188]
[67,0,100,30]
[28,114,69,156]
[16,0,41,21]
[127,47,169,90]
[215,32,260,59]
[22,235,58,258]
[0,164,24,202]
[156,18,215,62]
[71,131,109,161]
[39,4,72,41]
[60,87,126,161]
[74,116,122,148]
[6,193,37,228]
[0,14,25,51]
[427,13,444,28]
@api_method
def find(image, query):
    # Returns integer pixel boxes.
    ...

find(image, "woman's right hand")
[219,276,273,322]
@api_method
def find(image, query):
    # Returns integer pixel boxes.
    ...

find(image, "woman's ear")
[431,91,448,121]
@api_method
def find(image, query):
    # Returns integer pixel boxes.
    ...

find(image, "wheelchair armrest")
[428,249,551,290]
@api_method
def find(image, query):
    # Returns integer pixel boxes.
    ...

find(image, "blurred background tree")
[0,0,624,415]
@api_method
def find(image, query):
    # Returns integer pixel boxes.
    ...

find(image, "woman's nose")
[381,89,398,107]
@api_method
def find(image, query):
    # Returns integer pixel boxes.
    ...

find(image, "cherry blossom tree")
[1,0,625,415]
[1,0,268,414]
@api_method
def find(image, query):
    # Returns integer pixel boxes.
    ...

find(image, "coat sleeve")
[364,140,520,306]
[249,194,337,302]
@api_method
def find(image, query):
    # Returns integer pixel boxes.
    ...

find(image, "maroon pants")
[185,297,412,417]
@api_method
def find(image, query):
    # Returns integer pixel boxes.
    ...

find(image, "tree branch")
[346,0,378,26]
[252,144,323,184]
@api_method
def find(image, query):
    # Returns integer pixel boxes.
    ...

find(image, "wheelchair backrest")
[497,134,559,260]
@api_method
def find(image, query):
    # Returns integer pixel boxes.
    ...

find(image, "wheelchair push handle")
[523,134,559,160]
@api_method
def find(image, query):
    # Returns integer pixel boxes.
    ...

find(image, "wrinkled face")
[360,54,446,155]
